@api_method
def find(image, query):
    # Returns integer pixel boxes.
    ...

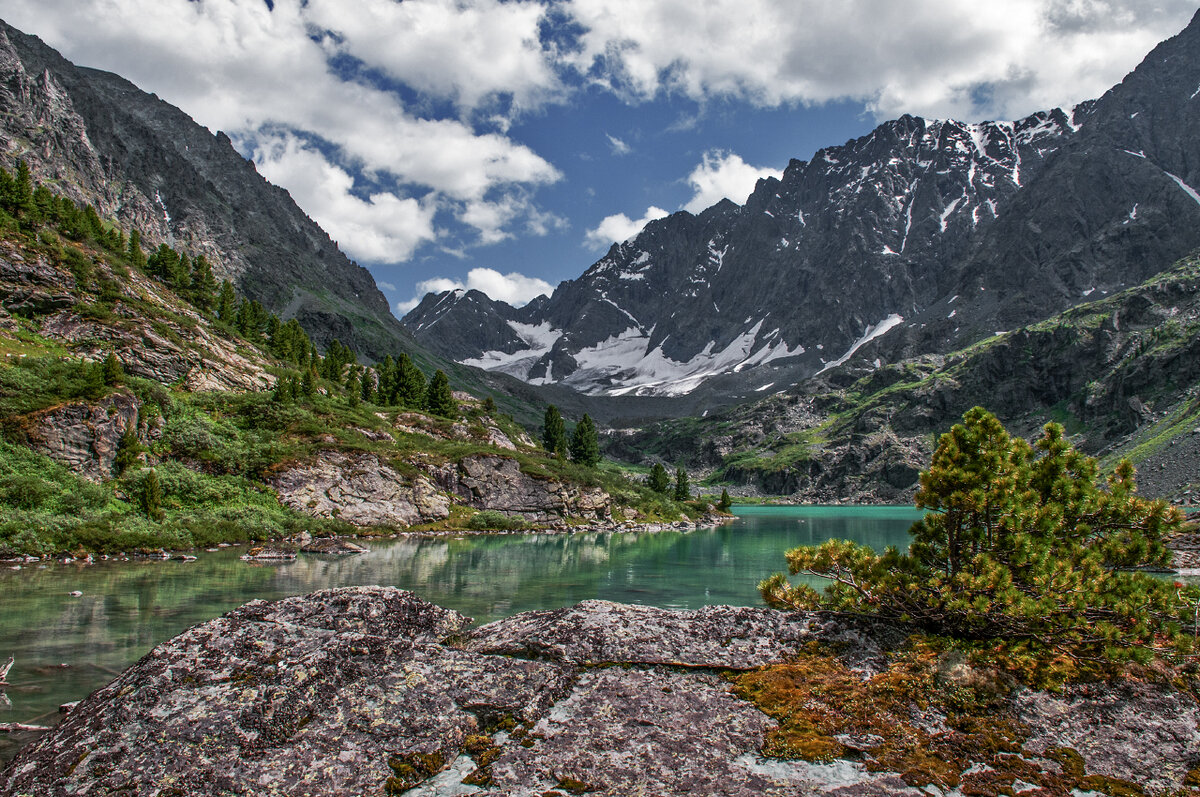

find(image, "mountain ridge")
[0,19,413,362]
[405,9,1200,407]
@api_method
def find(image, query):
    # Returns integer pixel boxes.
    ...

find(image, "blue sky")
[1,0,1196,314]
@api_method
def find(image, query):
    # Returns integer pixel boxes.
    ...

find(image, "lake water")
[0,505,923,762]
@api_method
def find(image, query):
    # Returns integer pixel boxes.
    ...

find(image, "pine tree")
[216,280,237,322]
[648,462,671,494]
[361,369,376,404]
[542,405,567,458]
[425,369,457,417]
[189,254,217,310]
[569,414,601,467]
[377,355,398,405]
[113,425,143,476]
[760,407,1195,678]
[345,371,360,408]
[127,229,146,269]
[271,374,292,403]
[673,467,690,501]
[717,488,732,512]
[397,354,426,407]
[13,159,35,222]
[101,352,123,386]
[300,367,315,398]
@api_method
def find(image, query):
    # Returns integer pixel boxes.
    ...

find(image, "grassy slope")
[0,213,693,557]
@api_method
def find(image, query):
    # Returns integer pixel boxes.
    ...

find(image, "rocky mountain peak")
[404,15,1200,409]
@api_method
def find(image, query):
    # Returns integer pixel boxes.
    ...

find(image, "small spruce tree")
[647,462,671,494]
[569,414,601,467]
[542,405,567,458]
[397,354,426,407]
[216,280,237,322]
[127,229,146,269]
[673,467,690,501]
[113,425,143,476]
[101,352,123,386]
[425,370,457,417]
[717,488,732,512]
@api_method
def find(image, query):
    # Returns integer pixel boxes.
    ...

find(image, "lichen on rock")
[2,588,1196,797]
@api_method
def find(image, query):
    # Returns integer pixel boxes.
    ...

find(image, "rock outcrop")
[269,452,451,528]
[430,455,611,521]
[271,453,613,528]
[2,588,1195,796]
[24,390,140,480]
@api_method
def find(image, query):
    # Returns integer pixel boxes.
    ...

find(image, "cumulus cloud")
[251,134,437,264]
[562,0,1198,120]
[683,151,782,214]
[584,150,779,249]
[304,0,561,113]
[396,267,555,313]
[584,206,670,250]
[0,0,561,256]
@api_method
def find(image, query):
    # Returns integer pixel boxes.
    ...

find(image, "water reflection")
[0,505,923,762]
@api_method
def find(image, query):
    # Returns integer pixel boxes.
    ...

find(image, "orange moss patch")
[730,640,1181,796]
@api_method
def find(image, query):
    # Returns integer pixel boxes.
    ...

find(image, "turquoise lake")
[0,505,924,761]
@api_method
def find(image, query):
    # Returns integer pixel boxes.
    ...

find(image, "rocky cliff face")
[270,452,611,529]
[2,587,1193,796]
[406,10,1200,406]
[0,20,420,362]
[23,390,141,480]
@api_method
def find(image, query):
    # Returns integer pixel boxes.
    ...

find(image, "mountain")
[609,249,1200,503]
[0,19,412,362]
[406,10,1200,405]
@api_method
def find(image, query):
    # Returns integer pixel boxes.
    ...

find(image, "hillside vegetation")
[0,162,696,557]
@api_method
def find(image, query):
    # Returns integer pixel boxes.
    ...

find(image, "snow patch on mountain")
[816,314,904,375]
[461,321,562,379]
[1165,171,1200,208]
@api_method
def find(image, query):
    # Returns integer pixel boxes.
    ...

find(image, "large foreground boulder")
[1,587,1195,796]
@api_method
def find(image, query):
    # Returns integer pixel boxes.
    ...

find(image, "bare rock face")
[269,451,450,528]
[430,455,612,521]
[1,588,1194,797]
[273,452,614,529]
[465,600,885,672]
[25,390,140,480]
[1017,679,1200,793]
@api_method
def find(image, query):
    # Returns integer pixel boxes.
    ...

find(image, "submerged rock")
[1,587,1194,796]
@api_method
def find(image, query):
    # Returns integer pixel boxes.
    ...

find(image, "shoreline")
[1,513,737,564]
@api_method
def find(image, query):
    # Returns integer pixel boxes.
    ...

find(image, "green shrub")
[468,509,526,531]
[0,474,51,509]
[762,407,1196,684]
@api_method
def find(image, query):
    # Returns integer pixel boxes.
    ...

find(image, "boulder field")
[0,587,1195,796]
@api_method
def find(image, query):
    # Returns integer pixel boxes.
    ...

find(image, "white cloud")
[376,281,397,292]
[397,267,555,313]
[0,0,561,256]
[304,0,561,113]
[250,134,436,264]
[562,0,1198,121]
[584,150,779,249]
[606,134,631,155]
[584,206,669,250]
[683,150,782,214]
